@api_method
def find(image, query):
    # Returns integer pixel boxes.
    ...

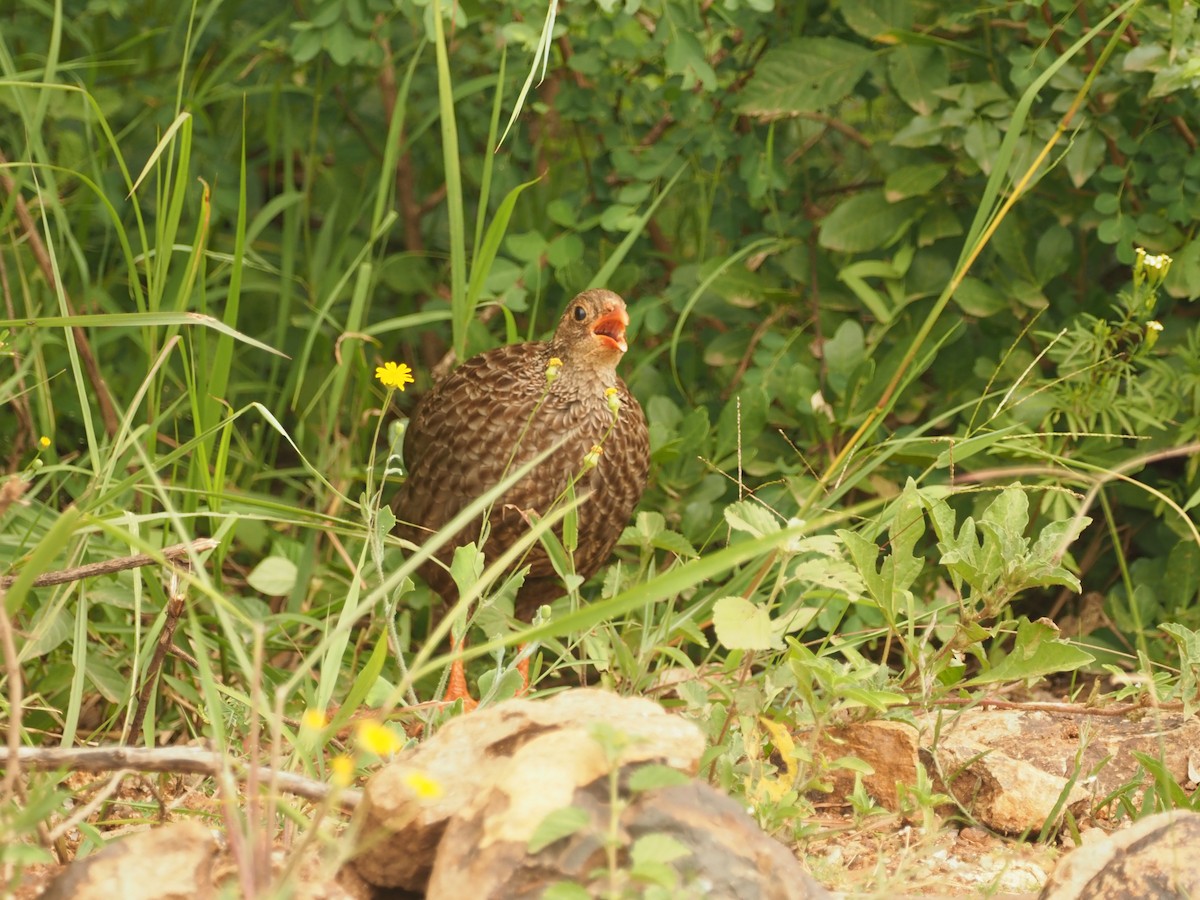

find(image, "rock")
[352,688,705,892]
[428,775,831,900]
[40,821,218,900]
[820,720,919,811]
[1040,810,1200,899]
[912,708,1200,834]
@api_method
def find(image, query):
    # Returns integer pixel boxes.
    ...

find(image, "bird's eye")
[573,305,587,322]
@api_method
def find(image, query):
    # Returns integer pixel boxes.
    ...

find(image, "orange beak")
[592,307,629,353]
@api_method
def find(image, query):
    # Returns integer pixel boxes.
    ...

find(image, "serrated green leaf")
[724,500,780,538]
[738,37,872,118]
[653,529,699,559]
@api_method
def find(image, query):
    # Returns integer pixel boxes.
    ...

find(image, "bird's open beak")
[592,308,629,353]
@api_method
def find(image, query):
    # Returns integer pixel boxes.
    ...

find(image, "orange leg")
[443,636,478,711]
[515,649,530,697]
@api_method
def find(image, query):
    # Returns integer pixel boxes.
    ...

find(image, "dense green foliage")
[2,0,1200,875]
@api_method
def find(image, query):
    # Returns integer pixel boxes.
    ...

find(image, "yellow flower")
[402,768,444,801]
[355,718,403,756]
[301,708,327,731]
[330,755,355,788]
[604,386,621,417]
[376,361,415,391]
[38,436,51,449]
[546,357,563,385]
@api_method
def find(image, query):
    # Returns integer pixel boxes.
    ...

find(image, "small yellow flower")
[546,357,563,385]
[604,386,621,417]
[355,718,404,756]
[402,768,444,801]
[582,444,603,472]
[301,708,327,731]
[38,436,50,449]
[330,755,355,788]
[375,361,415,391]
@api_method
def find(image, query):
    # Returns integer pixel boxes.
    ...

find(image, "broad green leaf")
[528,805,591,854]
[450,542,485,598]
[628,764,692,793]
[968,618,1094,685]
[246,556,298,596]
[824,319,866,389]
[712,596,776,651]
[819,191,921,253]
[631,832,692,866]
[738,38,872,118]
[885,163,949,201]
[887,44,948,115]
[664,30,717,91]
[841,0,914,40]
[952,277,1008,317]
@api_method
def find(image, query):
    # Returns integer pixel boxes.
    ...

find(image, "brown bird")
[394,289,650,705]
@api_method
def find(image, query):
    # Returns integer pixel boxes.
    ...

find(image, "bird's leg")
[515,648,530,697]
[443,636,478,711]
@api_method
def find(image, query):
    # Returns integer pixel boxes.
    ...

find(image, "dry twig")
[0,746,361,811]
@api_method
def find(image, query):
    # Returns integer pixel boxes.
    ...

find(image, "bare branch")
[0,539,219,589]
[0,746,361,811]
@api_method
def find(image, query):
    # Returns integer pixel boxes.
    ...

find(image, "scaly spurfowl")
[394,289,650,706]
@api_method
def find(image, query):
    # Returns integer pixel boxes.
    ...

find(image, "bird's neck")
[543,344,620,395]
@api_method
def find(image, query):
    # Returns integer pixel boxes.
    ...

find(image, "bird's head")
[550,289,630,370]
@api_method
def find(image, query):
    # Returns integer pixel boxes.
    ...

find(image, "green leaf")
[450,542,485,597]
[884,163,949,201]
[542,884,592,900]
[246,556,298,596]
[712,596,777,651]
[824,319,866,389]
[819,191,921,253]
[837,479,925,614]
[738,38,873,118]
[841,0,914,40]
[887,44,948,115]
[968,618,1093,685]
[952,276,1008,317]
[628,764,692,793]
[1160,624,1200,717]
[528,805,591,854]
[724,500,780,539]
[465,177,540,314]
[631,832,691,866]
[664,30,717,91]
[933,427,1020,469]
